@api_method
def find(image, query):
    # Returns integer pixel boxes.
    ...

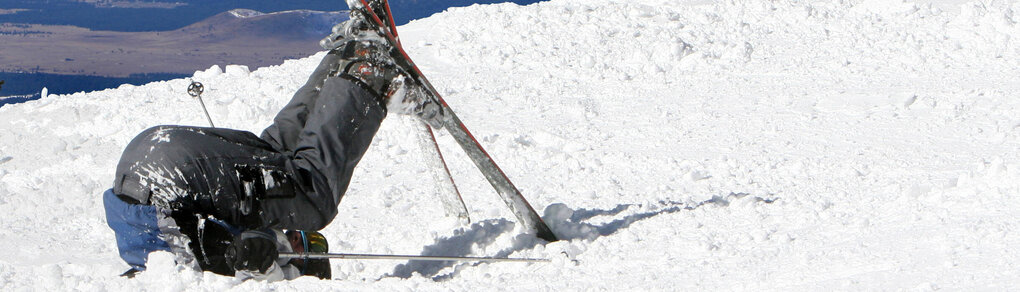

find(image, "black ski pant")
[112,52,385,232]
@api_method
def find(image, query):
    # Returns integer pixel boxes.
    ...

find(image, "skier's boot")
[320,8,386,50]
[385,74,445,129]
[324,14,446,128]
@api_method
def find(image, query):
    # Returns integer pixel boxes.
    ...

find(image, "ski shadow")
[387,218,516,279]
[544,192,777,241]
[386,192,776,280]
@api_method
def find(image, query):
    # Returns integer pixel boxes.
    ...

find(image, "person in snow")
[103,15,443,280]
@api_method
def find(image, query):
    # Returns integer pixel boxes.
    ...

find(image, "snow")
[1,0,1019,290]
[229,9,265,19]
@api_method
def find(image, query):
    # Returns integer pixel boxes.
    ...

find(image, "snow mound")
[1,0,1018,290]
[229,9,264,18]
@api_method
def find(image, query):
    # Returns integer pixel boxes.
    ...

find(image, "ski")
[346,0,558,242]
[409,117,470,223]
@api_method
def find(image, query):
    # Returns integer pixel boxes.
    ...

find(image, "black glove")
[224,230,280,274]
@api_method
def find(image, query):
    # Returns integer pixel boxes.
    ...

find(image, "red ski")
[348,0,558,242]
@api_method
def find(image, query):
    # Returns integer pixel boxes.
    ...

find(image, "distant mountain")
[0,0,546,32]
[0,0,547,98]
[0,9,347,77]
[175,9,345,42]
[0,0,342,31]
[66,0,186,9]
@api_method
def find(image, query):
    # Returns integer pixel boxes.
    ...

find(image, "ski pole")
[187,81,216,128]
[279,252,550,263]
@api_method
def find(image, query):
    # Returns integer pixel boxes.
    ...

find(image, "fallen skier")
[104,9,443,280]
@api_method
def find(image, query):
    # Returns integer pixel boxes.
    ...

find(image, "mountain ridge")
[0,9,349,78]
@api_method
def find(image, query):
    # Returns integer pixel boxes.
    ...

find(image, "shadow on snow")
[386,192,777,280]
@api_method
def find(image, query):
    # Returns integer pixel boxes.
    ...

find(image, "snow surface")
[1,0,1019,290]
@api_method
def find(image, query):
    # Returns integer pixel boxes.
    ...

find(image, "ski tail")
[410,117,470,223]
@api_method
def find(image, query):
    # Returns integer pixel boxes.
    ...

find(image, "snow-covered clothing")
[104,52,385,274]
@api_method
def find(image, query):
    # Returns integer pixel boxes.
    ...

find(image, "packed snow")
[1,0,1019,290]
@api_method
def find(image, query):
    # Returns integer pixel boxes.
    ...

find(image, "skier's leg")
[260,52,343,154]
[259,76,385,230]
[111,80,384,236]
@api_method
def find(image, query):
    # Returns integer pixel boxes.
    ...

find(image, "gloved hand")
[224,230,280,274]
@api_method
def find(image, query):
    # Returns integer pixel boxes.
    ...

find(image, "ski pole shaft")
[187,81,215,128]
[197,96,215,128]
[279,252,549,263]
